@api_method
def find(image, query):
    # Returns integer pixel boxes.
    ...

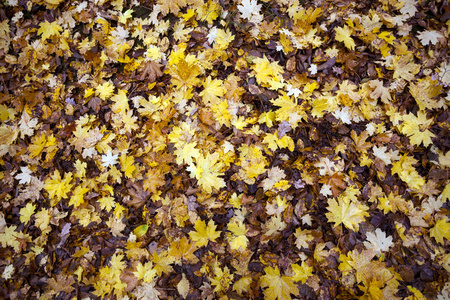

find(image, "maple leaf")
[28,133,47,158]
[101,150,119,168]
[157,0,187,16]
[430,218,450,245]
[326,196,369,231]
[260,266,299,300]
[262,166,286,191]
[143,169,166,194]
[351,130,372,153]
[199,76,225,104]
[170,58,201,88]
[291,261,313,283]
[417,30,444,46]
[18,111,38,138]
[227,221,249,251]
[47,273,75,296]
[44,170,74,206]
[34,208,51,232]
[69,185,89,207]
[186,153,225,194]
[238,0,262,20]
[319,173,347,198]
[270,91,300,123]
[38,20,62,40]
[215,28,235,50]
[392,54,420,81]
[332,107,352,124]
[377,192,411,214]
[372,145,398,165]
[111,89,130,114]
[252,55,284,89]
[335,25,355,50]
[233,276,252,295]
[151,250,174,276]
[392,154,425,190]
[188,219,221,247]
[15,166,33,184]
[19,202,36,224]
[168,237,199,264]
[363,228,393,254]
[0,225,19,249]
[400,111,435,147]
[210,264,234,293]
[134,262,157,283]
[120,154,136,178]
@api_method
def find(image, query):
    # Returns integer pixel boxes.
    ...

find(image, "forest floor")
[0,0,449,299]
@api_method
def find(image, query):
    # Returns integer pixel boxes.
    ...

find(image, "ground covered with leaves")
[0,0,450,299]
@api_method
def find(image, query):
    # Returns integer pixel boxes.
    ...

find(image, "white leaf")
[237,0,261,20]
[363,228,393,254]
[101,149,118,168]
[15,166,33,185]
[417,30,444,46]
[332,107,352,124]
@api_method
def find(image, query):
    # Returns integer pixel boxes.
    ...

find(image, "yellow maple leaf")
[96,82,115,100]
[400,111,435,147]
[38,20,62,40]
[69,185,90,208]
[237,144,268,184]
[291,261,313,283]
[19,202,36,224]
[186,152,225,194]
[377,192,412,214]
[335,25,355,50]
[252,55,284,89]
[34,208,51,232]
[227,221,249,251]
[168,236,199,263]
[134,262,157,283]
[169,58,201,88]
[44,170,74,206]
[270,91,298,123]
[210,263,234,293]
[233,276,252,295]
[143,168,166,194]
[120,154,136,178]
[98,196,116,212]
[215,28,235,50]
[151,250,174,276]
[189,219,221,247]
[430,218,450,245]
[111,89,130,114]
[210,100,232,127]
[326,195,369,231]
[260,266,299,300]
[28,133,47,158]
[200,76,225,105]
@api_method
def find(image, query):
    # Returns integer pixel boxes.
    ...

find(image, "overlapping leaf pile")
[0,0,449,299]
